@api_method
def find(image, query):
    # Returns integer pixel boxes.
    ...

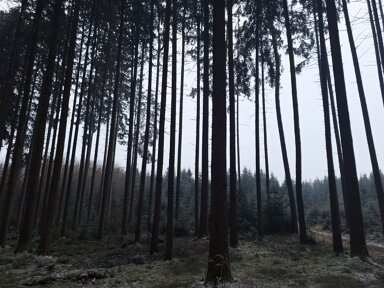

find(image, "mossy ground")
[0,231,383,287]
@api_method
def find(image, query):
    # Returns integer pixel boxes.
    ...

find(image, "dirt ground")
[0,231,383,287]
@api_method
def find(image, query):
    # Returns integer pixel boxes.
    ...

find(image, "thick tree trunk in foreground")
[206,0,232,283]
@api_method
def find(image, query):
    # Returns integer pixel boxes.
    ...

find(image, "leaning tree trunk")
[271,21,298,236]
[325,0,368,258]
[316,0,344,254]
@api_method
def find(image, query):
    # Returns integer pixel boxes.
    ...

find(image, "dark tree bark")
[121,39,139,235]
[175,3,186,221]
[325,0,368,257]
[135,0,155,243]
[270,21,298,235]
[261,59,269,202]
[147,15,161,232]
[194,2,201,237]
[164,0,177,260]
[129,44,145,224]
[206,0,232,282]
[282,0,305,240]
[150,0,171,254]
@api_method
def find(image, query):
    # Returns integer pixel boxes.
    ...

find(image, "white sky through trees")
[1,0,383,183]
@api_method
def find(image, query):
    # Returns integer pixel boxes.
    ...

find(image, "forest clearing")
[0,232,384,288]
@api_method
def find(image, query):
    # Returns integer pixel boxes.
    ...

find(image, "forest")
[1,0,384,286]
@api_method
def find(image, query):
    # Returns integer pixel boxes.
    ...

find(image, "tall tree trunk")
[282,0,305,241]
[227,0,238,247]
[135,0,155,243]
[261,59,269,202]
[199,0,209,239]
[370,0,384,74]
[316,0,344,254]
[121,40,139,235]
[164,0,177,260]
[129,44,145,224]
[147,16,161,232]
[194,3,201,237]
[325,0,368,258]
[254,1,262,241]
[175,3,186,221]
[271,21,298,236]
[206,0,232,283]
[150,0,171,254]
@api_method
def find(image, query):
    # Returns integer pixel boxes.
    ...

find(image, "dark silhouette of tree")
[206,0,232,283]
[325,0,368,257]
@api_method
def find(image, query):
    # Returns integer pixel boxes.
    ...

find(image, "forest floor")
[0,229,384,287]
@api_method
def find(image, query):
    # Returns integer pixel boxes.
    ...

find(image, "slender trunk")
[129,44,145,224]
[175,5,186,221]
[194,4,201,237]
[316,0,344,254]
[271,22,298,235]
[282,0,305,240]
[227,0,238,247]
[261,59,269,202]
[164,0,177,260]
[370,0,384,74]
[147,17,161,232]
[121,40,139,235]
[135,0,155,242]
[199,0,209,238]
[150,0,171,254]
